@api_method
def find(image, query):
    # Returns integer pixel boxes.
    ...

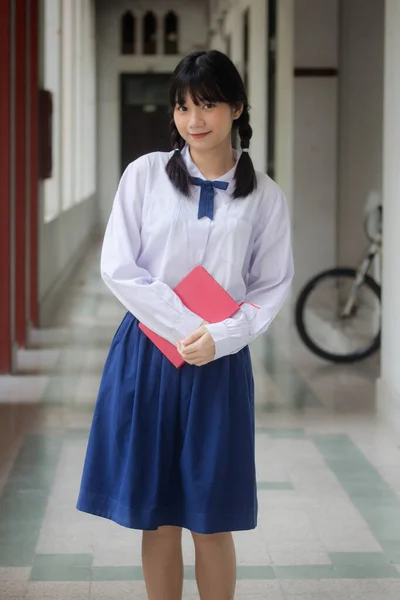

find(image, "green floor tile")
[92,566,144,581]
[266,428,306,439]
[312,434,400,556]
[30,565,91,582]
[30,554,93,582]
[257,481,294,490]
[335,564,400,579]
[33,554,93,568]
[275,563,400,579]
[30,562,277,582]
[0,435,62,567]
[275,565,338,579]
[329,552,392,567]
[184,566,196,580]
[237,565,275,579]
[380,541,400,563]
[255,427,306,438]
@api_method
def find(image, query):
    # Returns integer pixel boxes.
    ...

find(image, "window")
[121,11,135,55]
[164,11,178,54]
[143,11,157,55]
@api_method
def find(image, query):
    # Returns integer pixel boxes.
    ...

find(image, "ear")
[232,104,244,120]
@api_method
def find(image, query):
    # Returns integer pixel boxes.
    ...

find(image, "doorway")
[120,73,172,174]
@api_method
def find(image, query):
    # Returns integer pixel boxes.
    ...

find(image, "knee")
[143,526,182,544]
[191,531,231,547]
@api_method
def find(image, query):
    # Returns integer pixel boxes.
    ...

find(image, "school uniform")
[76,144,294,534]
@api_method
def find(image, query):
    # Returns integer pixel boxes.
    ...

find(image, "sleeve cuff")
[176,311,204,339]
[204,322,231,361]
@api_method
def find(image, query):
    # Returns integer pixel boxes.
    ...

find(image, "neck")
[189,140,236,180]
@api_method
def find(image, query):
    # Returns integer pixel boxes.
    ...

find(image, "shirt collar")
[180,144,238,196]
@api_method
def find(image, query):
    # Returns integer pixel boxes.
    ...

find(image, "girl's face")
[174,93,242,153]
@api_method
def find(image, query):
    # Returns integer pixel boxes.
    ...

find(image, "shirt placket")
[191,216,208,266]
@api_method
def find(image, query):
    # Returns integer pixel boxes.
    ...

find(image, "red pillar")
[0,0,12,372]
[29,0,39,328]
[15,0,27,346]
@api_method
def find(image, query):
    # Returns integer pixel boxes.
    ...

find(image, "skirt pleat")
[76,312,258,534]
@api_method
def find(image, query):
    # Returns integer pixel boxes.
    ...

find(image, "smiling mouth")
[190,132,211,139]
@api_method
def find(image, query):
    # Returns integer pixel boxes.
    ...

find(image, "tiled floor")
[1,246,400,599]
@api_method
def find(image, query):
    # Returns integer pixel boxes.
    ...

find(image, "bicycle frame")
[341,237,381,318]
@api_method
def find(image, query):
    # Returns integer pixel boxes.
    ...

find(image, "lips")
[190,132,211,139]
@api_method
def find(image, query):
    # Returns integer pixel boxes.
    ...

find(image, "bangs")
[170,69,229,107]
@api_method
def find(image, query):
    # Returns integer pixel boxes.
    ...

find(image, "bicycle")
[295,196,382,363]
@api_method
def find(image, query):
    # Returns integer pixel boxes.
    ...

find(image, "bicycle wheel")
[295,268,381,363]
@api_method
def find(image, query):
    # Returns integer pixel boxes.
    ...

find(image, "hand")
[177,321,215,366]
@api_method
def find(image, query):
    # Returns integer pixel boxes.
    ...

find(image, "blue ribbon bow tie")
[190,176,229,220]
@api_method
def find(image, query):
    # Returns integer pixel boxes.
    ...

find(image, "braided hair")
[165,50,257,199]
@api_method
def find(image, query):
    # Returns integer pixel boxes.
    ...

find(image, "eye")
[204,103,216,110]
[176,105,187,112]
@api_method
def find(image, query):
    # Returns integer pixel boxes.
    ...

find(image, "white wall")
[337,0,384,267]
[291,0,339,295]
[42,0,61,222]
[289,0,384,295]
[212,0,339,298]
[39,198,98,324]
[379,0,400,420]
[209,0,384,303]
[39,0,98,324]
[96,0,208,228]
[215,0,268,175]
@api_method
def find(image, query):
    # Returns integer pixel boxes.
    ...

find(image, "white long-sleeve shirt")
[101,144,294,361]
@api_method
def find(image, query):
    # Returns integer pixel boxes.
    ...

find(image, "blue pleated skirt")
[76,312,258,534]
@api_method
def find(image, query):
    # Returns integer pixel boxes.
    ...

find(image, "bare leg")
[191,531,236,600]
[142,526,184,600]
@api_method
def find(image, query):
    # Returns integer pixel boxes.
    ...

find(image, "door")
[120,73,172,174]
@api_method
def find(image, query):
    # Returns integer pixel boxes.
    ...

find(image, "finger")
[181,327,205,347]
[182,336,207,352]
[181,344,201,356]
[181,332,201,346]
[180,351,201,362]
[184,358,199,365]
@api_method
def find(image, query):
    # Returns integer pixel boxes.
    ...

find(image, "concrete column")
[0,0,12,371]
[275,0,294,208]
[380,0,400,409]
[248,0,267,173]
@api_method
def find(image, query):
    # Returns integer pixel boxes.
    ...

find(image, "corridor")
[1,248,399,599]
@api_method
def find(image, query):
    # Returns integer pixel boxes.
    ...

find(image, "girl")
[77,50,294,599]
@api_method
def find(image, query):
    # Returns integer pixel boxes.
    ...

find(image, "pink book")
[139,266,240,368]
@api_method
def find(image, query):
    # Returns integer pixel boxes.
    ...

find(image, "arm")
[204,189,294,360]
[101,156,203,345]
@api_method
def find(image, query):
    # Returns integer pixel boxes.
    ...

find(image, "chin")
[189,137,221,152]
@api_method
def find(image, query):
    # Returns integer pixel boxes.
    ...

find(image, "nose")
[188,108,206,130]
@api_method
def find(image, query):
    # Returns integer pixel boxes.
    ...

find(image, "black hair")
[165,50,257,199]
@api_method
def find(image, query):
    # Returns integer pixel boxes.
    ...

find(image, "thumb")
[182,328,204,346]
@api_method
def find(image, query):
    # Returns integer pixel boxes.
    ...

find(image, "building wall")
[39,0,98,325]
[210,0,268,176]
[94,0,385,299]
[96,0,208,229]
[210,0,339,297]
[379,0,400,421]
[337,0,384,269]
[291,0,339,295]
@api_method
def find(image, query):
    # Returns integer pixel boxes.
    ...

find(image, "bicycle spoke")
[299,273,380,359]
